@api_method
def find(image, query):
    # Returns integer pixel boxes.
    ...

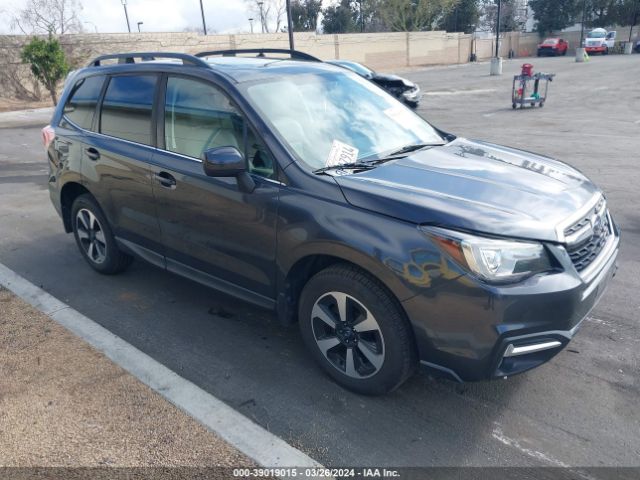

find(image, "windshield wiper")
[313,143,445,175]
[313,162,377,174]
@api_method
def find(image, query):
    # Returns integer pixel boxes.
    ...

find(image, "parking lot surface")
[0,55,638,470]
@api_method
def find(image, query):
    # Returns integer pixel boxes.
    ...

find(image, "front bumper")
[403,225,620,382]
[537,48,559,55]
[585,46,607,53]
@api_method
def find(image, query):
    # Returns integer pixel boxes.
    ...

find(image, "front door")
[150,75,281,305]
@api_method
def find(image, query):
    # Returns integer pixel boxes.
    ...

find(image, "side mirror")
[201,146,255,193]
[202,146,246,177]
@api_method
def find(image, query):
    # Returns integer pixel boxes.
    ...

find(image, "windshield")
[243,70,444,170]
[543,39,558,44]
[588,31,606,38]
[340,61,374,78]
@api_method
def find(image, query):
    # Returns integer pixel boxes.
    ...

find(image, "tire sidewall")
[299,268,415,395]
[71,195,121,274]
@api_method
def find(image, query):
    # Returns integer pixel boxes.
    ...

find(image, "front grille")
[564,198,611,273]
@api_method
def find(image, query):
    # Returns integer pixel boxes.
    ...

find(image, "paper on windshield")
[326,140,359,167]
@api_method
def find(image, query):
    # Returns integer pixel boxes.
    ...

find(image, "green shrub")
[21,36,69,106]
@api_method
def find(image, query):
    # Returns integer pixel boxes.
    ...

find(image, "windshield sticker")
[326,140,359,167]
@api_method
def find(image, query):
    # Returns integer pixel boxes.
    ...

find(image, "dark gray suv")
[44,49,620,395]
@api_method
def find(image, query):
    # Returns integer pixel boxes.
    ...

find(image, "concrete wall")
[1,27,636,101]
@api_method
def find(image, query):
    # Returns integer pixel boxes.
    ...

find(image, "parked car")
[584,28,616,54]
[327,59,422,108]
[44,49,619,395]
[537,38,569,56]
[636,39,640,53]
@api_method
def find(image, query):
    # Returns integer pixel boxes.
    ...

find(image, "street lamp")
[249,18,254,33]
[199,0,208,35]
[137,21,143,32]
[121,0,131,33]
[257,1,265,33]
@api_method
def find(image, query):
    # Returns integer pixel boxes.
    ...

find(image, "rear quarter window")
[100,75,157,145]
[62,75,105,130]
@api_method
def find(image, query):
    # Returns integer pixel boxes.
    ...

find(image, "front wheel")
[603,46,609,55]
[71,194,133,274]
[298,264,417,395]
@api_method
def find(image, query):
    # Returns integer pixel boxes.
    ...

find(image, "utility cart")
[512,65,555,109]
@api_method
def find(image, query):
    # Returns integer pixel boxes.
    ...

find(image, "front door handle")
[154,171,177,189]
[85,147,100,161]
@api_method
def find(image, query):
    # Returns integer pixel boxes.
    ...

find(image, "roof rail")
[195,48,321,62]
[87,52,210,68]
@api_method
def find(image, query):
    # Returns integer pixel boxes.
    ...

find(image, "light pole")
[629,0,639,43]
[258,1,265,33]
[137,21,143,32]
[490,0,502,75]
[249,18,254,33]
[495,0,501,58]
[199,0,208,35]
[121,0,131,33]
[286,0,294,49]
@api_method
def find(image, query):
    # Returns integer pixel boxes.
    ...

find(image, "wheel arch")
[277,247,415,328]
[59,181,93,233]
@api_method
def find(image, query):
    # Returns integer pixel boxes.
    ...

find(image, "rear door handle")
[154,171,177,189]
[85,147,100,161]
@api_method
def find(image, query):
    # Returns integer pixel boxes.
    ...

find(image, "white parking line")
[425,88,497,96]
[0,262,324,470]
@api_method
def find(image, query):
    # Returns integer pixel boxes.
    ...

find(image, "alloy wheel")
[311,291,385,379]
[76,208,107,264]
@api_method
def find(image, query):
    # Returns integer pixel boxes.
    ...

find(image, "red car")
[537,38,569,56]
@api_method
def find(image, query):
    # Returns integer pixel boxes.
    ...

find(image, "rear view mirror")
[202,146,255,193]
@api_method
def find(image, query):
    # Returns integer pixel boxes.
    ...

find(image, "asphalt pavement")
[0,55,638,470]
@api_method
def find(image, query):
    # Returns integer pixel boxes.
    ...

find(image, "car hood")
[333,138,600,242]
[373,72,413,86]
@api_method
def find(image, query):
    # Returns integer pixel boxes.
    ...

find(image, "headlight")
[402,79,415,88]
[421,226,553,283]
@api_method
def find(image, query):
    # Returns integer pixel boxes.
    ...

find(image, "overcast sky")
[0,0,266,34]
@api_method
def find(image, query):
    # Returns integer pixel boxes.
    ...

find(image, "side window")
[164,76,275,179]
[246,127,276,180]
[164,77,243,159]
[100,75,156,145]
[62,75,105,130]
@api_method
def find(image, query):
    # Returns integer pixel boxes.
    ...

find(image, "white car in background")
[584,28,616,55]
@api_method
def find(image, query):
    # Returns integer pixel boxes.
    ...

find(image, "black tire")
[71,194,133,274]
[298,264,417,395]
[603,46,609,55]
[562,49,567,56]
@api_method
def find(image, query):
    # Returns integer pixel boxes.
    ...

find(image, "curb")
[0,262,325,471]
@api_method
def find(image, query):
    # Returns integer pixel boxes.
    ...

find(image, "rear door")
[53,74,106,198]
[150,75,281,305]
[82,73,164,264]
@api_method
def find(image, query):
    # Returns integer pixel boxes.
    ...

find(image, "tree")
[379,0,458,32]
[245,0,287,33]
[322,0,359,33]
[528,0,580,35]
[479,0,526,32]
[21,36,69,105]
[438,0,480,32]
[291,0,322,31]
[11,0,83,35]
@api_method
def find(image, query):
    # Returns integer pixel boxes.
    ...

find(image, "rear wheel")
[71,194,132,274]
[298,264,417,395]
